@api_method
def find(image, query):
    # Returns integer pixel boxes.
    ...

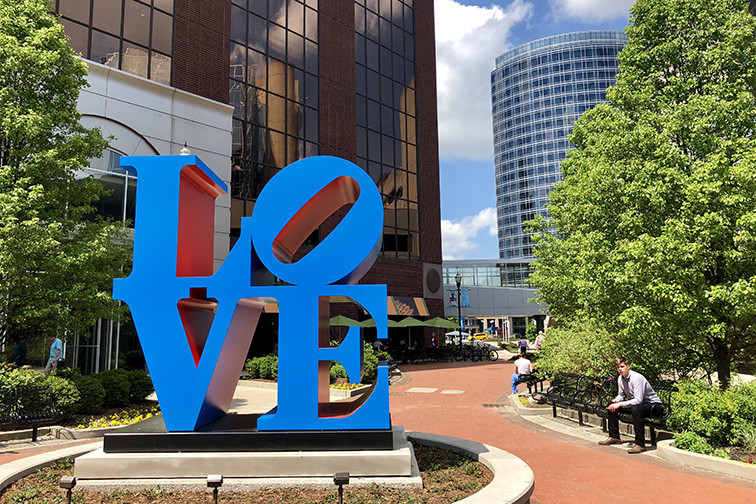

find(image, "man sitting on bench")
[510,352,533,395]
[599,356,663,454]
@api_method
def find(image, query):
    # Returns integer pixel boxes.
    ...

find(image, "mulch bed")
[0,444,493,504]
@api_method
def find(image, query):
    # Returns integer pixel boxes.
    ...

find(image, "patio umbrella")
[359,318,402,328]
[329,315,361,326]
[425,317,460,329]
[329,315,361,342]
[424,317,460,347]
[398,317,427,348]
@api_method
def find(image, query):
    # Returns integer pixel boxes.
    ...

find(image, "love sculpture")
[113,155,390,432]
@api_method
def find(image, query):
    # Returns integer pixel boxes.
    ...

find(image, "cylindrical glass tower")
[491,31,628,260]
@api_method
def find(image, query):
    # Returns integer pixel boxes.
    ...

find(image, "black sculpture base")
[103,413,395,453]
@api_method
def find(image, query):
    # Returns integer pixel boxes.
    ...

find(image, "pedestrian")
[44,336,63,376]
[13,339,26,367]
[510,351,533,395]
[535,331,545,349]
[598,356,663,454]
[518,335,529,355]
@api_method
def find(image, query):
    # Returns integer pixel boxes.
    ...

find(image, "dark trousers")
[607,403,664,446]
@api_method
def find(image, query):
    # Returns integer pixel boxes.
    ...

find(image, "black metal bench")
[0,386,59,441]
[513,373,548,395]
[594,381,677,446]
[534,373,616,426]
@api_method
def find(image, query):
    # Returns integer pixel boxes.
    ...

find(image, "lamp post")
[455,272,462,356]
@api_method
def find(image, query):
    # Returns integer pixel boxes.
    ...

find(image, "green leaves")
[0,0,130,347]
[530,0,756,388]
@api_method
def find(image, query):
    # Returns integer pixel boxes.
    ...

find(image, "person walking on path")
[44,336,62,376]
[599,356,663,453]
[510,352,533,395]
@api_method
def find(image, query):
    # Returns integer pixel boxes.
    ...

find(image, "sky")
[436,0,633,260]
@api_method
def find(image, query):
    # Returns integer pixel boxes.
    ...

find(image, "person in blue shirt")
[598,356,663,453]
[44,336,63,376]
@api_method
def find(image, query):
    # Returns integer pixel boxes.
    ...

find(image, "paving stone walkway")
[390,359,756,504]
[1,360,756,503]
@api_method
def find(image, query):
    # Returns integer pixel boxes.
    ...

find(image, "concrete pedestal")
[73,426,421,490]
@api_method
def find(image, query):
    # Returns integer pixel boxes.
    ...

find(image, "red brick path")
[389,360,756,504]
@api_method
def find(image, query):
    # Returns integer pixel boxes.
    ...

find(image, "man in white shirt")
[598,357,663,453]
[510,352,533,395]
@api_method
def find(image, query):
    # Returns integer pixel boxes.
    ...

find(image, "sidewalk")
[2,364,756,503]
[389,359,756,504]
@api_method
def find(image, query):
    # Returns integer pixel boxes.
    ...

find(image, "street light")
[455,272,462,357]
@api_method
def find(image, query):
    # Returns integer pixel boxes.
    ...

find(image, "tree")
[0,0,131,350]
[530,0,756,389]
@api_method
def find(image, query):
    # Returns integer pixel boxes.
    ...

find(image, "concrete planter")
[656,439,756,482]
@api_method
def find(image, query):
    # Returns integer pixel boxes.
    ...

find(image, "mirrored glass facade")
[491,31,627,259]
[229,0,319,224]
[355,0,419,260]
[55,0,174,84]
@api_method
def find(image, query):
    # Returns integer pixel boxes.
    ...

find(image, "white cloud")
[435,0,533,161]
[441,207,498,260]
[550,0,634,22]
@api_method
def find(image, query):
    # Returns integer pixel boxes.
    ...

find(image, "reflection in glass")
[248,14,266,52]
[91,30,120,67]
[60,0,90,24]
[93,0,122,34]
[60,18,88,56]
[289,1,304,35]
[121,43,149,79]
[154,0,174,14]
[152,10,173,54]
[305,6,318,42]
[268,23,286,61]
[124,0,150,46]
[151,53,171,85]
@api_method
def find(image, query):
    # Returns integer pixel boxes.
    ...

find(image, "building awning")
[388,296,429,317]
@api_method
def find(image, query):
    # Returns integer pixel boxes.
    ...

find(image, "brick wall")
[319,0,357,160]
[414,0,443,267]
[173,0,230,103]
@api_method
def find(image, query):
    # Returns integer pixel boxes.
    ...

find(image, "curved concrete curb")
[56,424,129,440]
[0,441,102,492]
[509,394,551,416]
[0,434,535,503]
[656,439,756,481]
[408,431,534,504]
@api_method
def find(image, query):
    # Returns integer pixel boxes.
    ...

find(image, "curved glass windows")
[491,31,627,260]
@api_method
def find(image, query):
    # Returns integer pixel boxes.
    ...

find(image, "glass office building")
[491,31,627,260]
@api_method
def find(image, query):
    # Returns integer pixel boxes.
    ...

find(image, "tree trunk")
[713,342,731,390]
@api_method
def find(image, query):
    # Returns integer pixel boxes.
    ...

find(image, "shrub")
[42,375,80,418]
[124,351,145,370]
[245,358,260,379]
[712,448,730,459]
[330,362,347,381]
[74,377,106,415]
[127,370,154,402]
[668,379,740,446]
[93,369,130,407]
[363,343,379,381]
[734,422,756,452]
[55,368,81,382]
[258,355,278,380]
[674,431,713,455]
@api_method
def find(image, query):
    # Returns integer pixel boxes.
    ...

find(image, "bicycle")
[476,342,499,362]
[454,345,482,362]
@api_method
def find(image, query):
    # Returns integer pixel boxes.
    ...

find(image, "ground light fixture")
[455,271,463,356]
[333,472,350,504]
[59,476,76,504]
[207,474,223,503]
